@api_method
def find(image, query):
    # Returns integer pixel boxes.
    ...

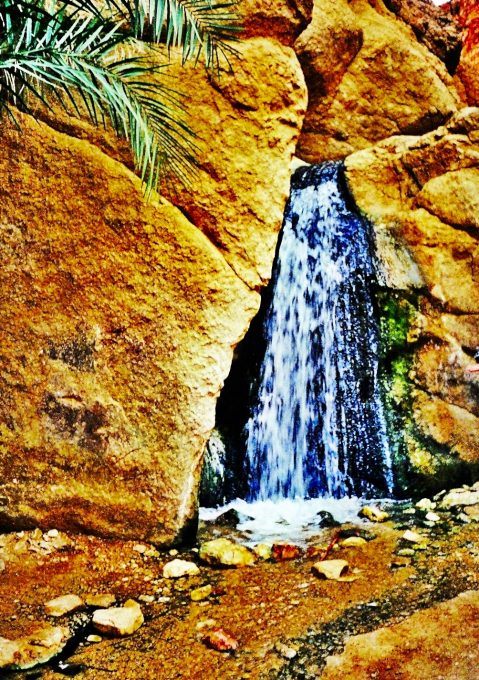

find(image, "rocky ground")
[0,486,478,679]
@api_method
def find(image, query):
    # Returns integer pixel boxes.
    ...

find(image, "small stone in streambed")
[416,498,436,511]
[275,642,298,659]
[439,488,479,509]
[397,548,415,557]
[213,509,253,527]
[92,599,144,636]
[190,585,213,602]
[425,512,441,522]
[358,506,389,522]
[44,594,85,617]
[338,527,377,541]
[253,544,272,560]
[202,628,239,652]
[86,635,102,643]
[402,530,423,544]
[464,504,479,521]
[312,559,349,581]
[340,536,367,548]
[315,511,340,528]
[199,538,256,567]
[272,543,302,561]
[85,594,116,608]
[162,559,200,578]
[138,595,155,604]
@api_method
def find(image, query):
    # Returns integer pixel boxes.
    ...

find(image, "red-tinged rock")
[202,629,239,652]
[306,546,326,559]
[272,543,303,561]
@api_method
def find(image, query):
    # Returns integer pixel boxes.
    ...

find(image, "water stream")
[245,162,393,502]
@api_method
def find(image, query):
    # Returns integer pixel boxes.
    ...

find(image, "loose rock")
[402,530,424,544]
[272,543,302,561]
[253,544,272,560]
[162,559,200,578]
[0,625,70,670]
[199,539,256,568]
[190,585,213,602]
[358,506,389,522]
[92,600,144,636]
[44,594,85,617]
[312,560,350,581]
[340,537,367,548]
[85,594,116,608]
[202,628,239,652]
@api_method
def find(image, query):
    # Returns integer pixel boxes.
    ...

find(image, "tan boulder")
[296,0,461,163]
[0,38,306,544]
[346,107,479,482]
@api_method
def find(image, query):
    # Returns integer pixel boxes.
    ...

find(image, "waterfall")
[245,162,393,502]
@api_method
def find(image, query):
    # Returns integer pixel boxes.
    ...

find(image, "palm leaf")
[0,0,198,192]
[63,0,241,68]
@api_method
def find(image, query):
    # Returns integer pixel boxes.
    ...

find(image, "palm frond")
[0,0,198,192]
[63,0,241,68]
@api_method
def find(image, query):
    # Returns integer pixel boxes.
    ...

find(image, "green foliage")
[0,0,240,193]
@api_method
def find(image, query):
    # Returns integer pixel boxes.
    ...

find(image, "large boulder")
[346,107,479,491]
[295,0,462,163]
[0,40,306,544]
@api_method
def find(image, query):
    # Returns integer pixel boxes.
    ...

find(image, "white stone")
[162,559,200,578]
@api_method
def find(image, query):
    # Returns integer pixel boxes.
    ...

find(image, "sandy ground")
[0,514,478,679]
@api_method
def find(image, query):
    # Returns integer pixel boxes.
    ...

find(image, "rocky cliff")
[346,107,479,491]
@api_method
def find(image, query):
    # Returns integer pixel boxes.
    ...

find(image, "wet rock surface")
[0,494,476,679]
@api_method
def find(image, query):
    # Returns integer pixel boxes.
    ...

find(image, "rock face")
[295,0,461,163]
[0,39,306,543]
[346,107,479,492]
[457,0,479,104]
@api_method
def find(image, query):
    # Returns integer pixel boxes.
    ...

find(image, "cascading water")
[245,162,393,502]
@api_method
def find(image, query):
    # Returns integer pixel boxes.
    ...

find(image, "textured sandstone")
[296,0,461,163]
[0,38,306,543]
[199,538,256,567]
[457,0,479,104]
[383,0,462,66]
[321,591,479,680]
[346,107,479,480]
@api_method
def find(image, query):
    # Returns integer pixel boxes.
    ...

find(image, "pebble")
[272,543,302,561]
[312,559,349,581]
[190,585,213,602]
[92,600,144,636]
[162,559,200,578]
[275,642,297,659]
[44,594,85,617]
[253,544,272,560]
[199,538,256,568]
[425,512,441,522]
[397,548,415,557]
[133,544,147,554]
[86,635,102,643]
[340,536,367,548]
[202,628,238,652]
[85,594,116,608]
[416,498,436,511]
[358,506,389,522]
[402,530,423,544]
[138,595,155,604]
